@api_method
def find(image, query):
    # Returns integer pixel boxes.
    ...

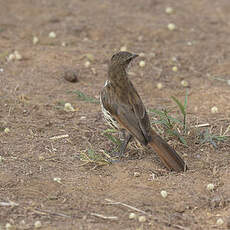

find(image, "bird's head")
[110,51,138,69]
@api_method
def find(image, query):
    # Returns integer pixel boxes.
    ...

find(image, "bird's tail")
[148,128,187,172]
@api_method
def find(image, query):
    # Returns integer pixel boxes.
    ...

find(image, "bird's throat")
[108,65,129,88]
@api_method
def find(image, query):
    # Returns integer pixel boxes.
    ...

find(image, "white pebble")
[61,42,67,47]
[33,36,39,45]
[172,66,178,72]
[138,216,146,223]
[8,53,15,61]
[206,183,215,191]
[49,31,56,38]
[156,82,163,89]
[160,190,168,198]
[168,23,176,31]
[14,50,22,60]
[0,156,3,162]
[5,223,12,230]
[133,172,140,177]
[4,127,10,133]
[84,61,91,68]
[139,52,145,57]
[139,60,146,67]
[187,41,192,46]
[165,7,173,14]
[129,213,137,219]
[34,220,42,228]
[64,103,75,112]
[227,79,230,85]
[211,106,218,114]
[53,177,62,183]
[181,80,189,87]
[0,68,4,72]
[120,46,127,52]
[216,218,224,226]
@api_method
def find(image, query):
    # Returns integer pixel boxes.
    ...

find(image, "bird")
[100,51,187,172]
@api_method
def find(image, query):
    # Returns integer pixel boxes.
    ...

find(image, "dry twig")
[105,198,150,216]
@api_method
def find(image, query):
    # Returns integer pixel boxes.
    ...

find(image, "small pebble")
[4,127,10,133]
[14,51,22,60]
[227,79,230,85]
[53,177,62,183]
[206,183,215,191]
[216,218,224,226]
[8,53,15,61]
[34,220,42,228]
[63,69,78,83]
[5,223,12,230]
[211,106,218,114]
[61,42,67,47]
[33,36,39,45]
[0,68,4,72]
[168,23,176,31]
[133,172,140,177]
[160,190,168,198]
[156,82,163,89]
[49,31,56,38]
[120,46,127,52]
[139,60,146,67]
[139,52,145,57]
[172,66,178,72]
[165,7,173,14]
[39,155,45,161]
[129,213,137,219]
[187,41,192,46]
[138,216,146,223]
[64,103,75,112]
[84,61,91,68]
[0,156,3,162]
[181,80,189,87]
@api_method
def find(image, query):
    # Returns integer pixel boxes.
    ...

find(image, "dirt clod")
[63,69,79,82]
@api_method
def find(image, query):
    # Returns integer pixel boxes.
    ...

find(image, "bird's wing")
[127,81,151,141]
[100,83,148,145]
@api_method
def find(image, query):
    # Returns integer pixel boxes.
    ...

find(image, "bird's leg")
[118,133,133,156]
[112,130,133,157]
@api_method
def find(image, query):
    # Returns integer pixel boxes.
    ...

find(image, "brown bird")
[100,51,187,172]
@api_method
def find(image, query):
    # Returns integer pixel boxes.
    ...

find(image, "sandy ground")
[0,0,230,229]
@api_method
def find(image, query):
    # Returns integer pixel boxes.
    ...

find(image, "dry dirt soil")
[1,0,230,229]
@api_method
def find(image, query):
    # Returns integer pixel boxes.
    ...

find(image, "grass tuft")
[150,90,229,147]
[79,148,111,166]
[68,90,99,104]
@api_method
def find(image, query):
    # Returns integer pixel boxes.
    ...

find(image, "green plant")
[198,128,229,148]
[68,90,99,104]
[79,148,110,166]
[149,90,189,146]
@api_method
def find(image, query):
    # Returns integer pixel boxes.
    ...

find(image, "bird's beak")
[126,54,138,62]
[132,54,139,59]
